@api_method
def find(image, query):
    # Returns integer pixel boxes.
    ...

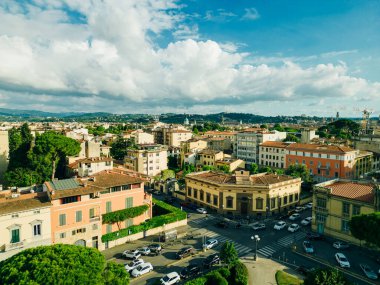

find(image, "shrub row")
[101,198,186,242]
[102,205,149,224]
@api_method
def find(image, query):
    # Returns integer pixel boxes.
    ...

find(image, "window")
[106,224,112,233]
[271,198,276,209]
[295,193,299,201]
[289,194,293,203]
[187,187,192,196]
[310,161,313,165]
[213,195,218,206]
[193,189,198,199]
[33,224,41,236]
[341,220,350,232]
[11,228,20,243]
[60,232,66,239]
[125,218,133,228]
[335,172,339,178]
[76,211,82,223]
[59,214,66,226]
[352,205,360,216]
[226,198,233,208]
[11,213,19,218]
[200,191,204,201]
[106,201,112,213]
[62,196,78,204]
[206,193,211,203]
[316,213,326,223]
[316,198,327,208]
[89,208,95,219]
[125,197,133,208]
[256,198,263,209]
[335,163,339,169]
[283,196,288,205]
[342,202,350,215]
[122,185,130,190]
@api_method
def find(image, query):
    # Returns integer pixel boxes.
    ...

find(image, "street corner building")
[185,170,301,217]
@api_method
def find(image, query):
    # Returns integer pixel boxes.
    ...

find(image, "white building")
[259,141,294,168]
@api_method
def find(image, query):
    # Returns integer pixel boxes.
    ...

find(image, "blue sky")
[0,0,379,117]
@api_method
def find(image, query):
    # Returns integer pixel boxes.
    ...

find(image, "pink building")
[44,170,151,250]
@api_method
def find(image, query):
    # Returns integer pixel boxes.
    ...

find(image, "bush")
[230,261,249,285]
[184,276,207,285]
[304,268,350,285]
[220,241,238,264]
[102,205,149,224]
[205,272,228,285]
[218,267,231,280]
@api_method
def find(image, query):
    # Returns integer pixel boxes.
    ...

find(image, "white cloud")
[242,8,260,21]
[0,0,379,115]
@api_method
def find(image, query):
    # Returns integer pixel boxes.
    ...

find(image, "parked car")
[297,265,314,276]
[307,232,325,240]
[288,223,300,232]
[215,221,229,228]
[295,206,304,213]
[124,259,144,272]
[306,202,313,209]
[335,253,350,268]
[289,213,301,220]
[333,241,349,249]
[160,272,181,285]
[122,249,141,260]
[274,221,287,230]
[278,214,289,220]
[131,262,153,277]
[180,264,201,279]
[303,241,314,254]
[137,247,151,256]
[203,238,219,249]
[203,254,220,269]
[301,217,312,226]
[196,208,207,214]
[359,264,378,280]
[252,223,266,231]
[148,243,162,254]
[176,247,196,259]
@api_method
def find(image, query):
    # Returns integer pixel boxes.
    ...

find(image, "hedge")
[102,205,149,224]
[101,198,186,242]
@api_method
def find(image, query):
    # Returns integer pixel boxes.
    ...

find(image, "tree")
[183,163,196,176]
[285,164,311,182]
[202,165,218,171]
[220,241,238,264]
[304,268,350,285]
[193,127,199,135]
[218,165,230,173]
[283,134,300,142]
[205,271,228,285]
[111,137,136,160]
[260,124,268,129]
[0,244,129,285]
[3,168,41,187]
[168,155,179,170]
[259,166,273,173]
[273,123,285,132]
[7,124,33,170]
[249,163,258,174]
[161,169,175,181]
[229,262,249,285]
[350,213,380,247]
[103,261,130,285]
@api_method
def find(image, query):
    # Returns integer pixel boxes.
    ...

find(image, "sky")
[0,0,379,117]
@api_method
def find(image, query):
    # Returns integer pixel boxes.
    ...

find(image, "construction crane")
[354,108,374,133]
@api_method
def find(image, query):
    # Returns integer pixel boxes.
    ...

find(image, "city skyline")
[0,0,379,116]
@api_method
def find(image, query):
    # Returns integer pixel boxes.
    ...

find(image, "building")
[124,144,168,176]
[353,134,380,172]
[259,141,293,168]
[196,149,224,170]
[354,151,373,179]
[300,128,319,143]
[180,139,208,167]
[123,130,154,145]
[0,190,52,261]
[45,170,151,251]
[185,171,301,217]
[286,143,357,182]
[312,179,380,244]
[215,158,245,172]
[0,130,9,182]
[68,157,114,177]
[204,131,237,154]
[153,126,193,147]
[236,130,286,165]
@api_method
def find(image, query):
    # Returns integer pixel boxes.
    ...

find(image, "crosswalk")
[277,231,306,247]
[189,215,217,226]
[257,244,283,257]
[203,230,252,257]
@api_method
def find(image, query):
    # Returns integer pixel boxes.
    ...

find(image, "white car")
[301,217,312,226]
[295,206,304,213]
[289,213,301,220]
[131,262,153,277]
[122,249,141,260]
[274,221,287,230]
[137,247,151,256]
[196,208,207,214]
[160,271,181,285]
[335,253,350,268]
[124,259,144,272]
[288,223,300,232]
[203,238,218,249]
[306,202,313,209]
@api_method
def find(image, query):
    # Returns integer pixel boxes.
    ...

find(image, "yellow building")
[353,150,373,179]
[196,149,224,170]
[312,179,380,245]
[180,139,208,167]
[185,171,301,217]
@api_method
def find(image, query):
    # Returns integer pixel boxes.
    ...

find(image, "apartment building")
[312,179,380,245]
[354,151,373,179]
[0,190,52,261]
[124,144,168,176]
[185,171,301,217]
[180,139,208,167]
[153,126,193,147]
[45,170,151,251]
[215,158,245,172]
[286,144,358,182]
[236,130,286,165]
[68,157,114,177]
[259,141,293,168]
[204,131,237,154]
[196,149,224,170]
[123,130,154,145]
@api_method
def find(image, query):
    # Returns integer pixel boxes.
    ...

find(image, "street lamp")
[251,235,260,261]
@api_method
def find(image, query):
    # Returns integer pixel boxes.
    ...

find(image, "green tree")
[7,123,33,170]
[304,268,350,285]
[102,261,130,285]
[249,163,258,174]
[229,262,249,285]
[111,137,136,160]
[217,165,230,173]
[202,165,218,171]
[0,244,129,285]
[350,213,380,247]
[273,123,285,132]
[3,168,40,187]
[193,127,199,135]
[285,164,311,182]
[259,166,273,173]
[260,124,268,129]
[283,134,300,142]
[205,271,228,285]
[168,155,179,170]
[161,169,175,181]
[220,241,238,264]
[183,163,196,176]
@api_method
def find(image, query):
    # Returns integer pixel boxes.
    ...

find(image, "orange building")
[44,170,151,250]
[286,144,357,182]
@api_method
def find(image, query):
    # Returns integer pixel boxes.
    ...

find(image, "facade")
[0,130,9,182]
[300,129,319,143]
[153,126,193,147]
[0,190,52,261]
[353,151,373,179]
[236,130,286,165]
[215,158,245,172]
[185,171,301,217]
[180,139,208,167]
[353,135,380,172]
[124,144,168,176]
[259,141,292,168]
[75,157,113,177]
[204,131,237,154]
[45,170,151,251]
[312,179,380,245]
[196,149,224,170]
[286,143,357,182]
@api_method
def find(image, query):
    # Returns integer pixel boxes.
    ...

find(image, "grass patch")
[275,270,303,285]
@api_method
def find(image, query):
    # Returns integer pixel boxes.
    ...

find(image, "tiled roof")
[326,182,375,203]
[204,131,237,135]
[50,179,79,191]
[250,173,296,185]
[286,143,354,154]
[198,149,223,155]
[86,171,143,188]
[188,172,236,184]
[260,141,290,148]
[0,192,51,215]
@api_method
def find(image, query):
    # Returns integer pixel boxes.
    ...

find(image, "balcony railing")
[5,241,24,251]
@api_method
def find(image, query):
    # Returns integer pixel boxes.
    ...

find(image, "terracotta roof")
[85,171,143,188]
[250,173,297,185]
[286,143,354,154]
[260,141,291,148]
[326,181,375,203]
[0,192,51,215]
[188,171,236,184]
[204,131,237,135]
[170,130,192,133]
[207,137,226,141]
[198,149,223,155]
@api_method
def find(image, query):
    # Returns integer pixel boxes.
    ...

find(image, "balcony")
[314,206,328,213]
[90,216,100,222]
[5,241,24,251]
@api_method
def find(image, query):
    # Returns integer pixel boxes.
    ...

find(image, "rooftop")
[323,181,376,204]
[0,192,51,216]
[260,141,292,148]
[204,131,237,135]
[286,143,354,154]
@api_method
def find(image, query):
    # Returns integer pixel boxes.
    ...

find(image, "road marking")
[277,232,306,247]
[189,216,217,225]
[257,244,283,257]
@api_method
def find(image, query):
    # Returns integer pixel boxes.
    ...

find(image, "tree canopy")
[350,212,380,247]
[0,244,129,285]
[283,134,300,142]
[304,268,350,285]
[285,164,311,182]
[110,137,137,160]
[317,119,360,139]
[220,241,238,264]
